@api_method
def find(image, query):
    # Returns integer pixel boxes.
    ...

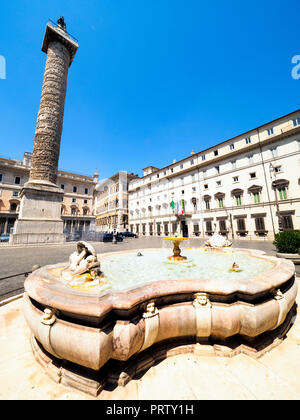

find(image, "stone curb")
[0,293,24,307]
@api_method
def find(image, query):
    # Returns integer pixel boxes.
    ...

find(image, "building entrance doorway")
[181,220,188,237]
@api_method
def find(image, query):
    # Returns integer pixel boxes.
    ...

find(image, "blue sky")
[0,0,299,179]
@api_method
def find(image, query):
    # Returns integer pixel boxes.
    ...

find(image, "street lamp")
[112,210,118,244]
[269,163,283,233]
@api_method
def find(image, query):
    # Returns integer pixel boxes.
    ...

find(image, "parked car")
[100,233,123,242]
[0,233,10,242]
[64,232,81,242]
[121,231,137,238]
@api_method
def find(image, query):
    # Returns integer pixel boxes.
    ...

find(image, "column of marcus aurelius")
[11,19,78,244]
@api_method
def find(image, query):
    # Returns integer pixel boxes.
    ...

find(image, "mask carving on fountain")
[62,241,101,284]
[204,223,232,248]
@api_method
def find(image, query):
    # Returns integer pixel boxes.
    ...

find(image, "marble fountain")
[23,235,298,396]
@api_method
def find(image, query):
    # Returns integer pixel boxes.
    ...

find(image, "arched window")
[10,203,17,212]
[272,179,289,200]
[248,185,263,204]
[203,195,211,210]
[231,189,244,206]
[214,192,225,208]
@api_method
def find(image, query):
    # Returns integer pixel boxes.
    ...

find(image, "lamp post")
[112,210,118,244]
[269,163,283,233]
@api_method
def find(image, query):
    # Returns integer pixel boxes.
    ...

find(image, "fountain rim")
[24,247,295,320]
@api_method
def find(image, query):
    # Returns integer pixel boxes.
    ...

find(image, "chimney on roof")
[173,159,176,163]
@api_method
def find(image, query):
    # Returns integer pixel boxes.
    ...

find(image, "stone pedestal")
[11,181,64,244]
[10,20,78,245]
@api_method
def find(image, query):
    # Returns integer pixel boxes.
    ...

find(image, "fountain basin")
[23,248,297,395]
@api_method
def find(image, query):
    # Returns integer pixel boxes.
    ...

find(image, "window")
[206,221,213,232]
[218,198,224,208]
[219,220,226,232]
[84,199,88,204]
[205,200,210,210]
[267,128,274,136]
[10,203,17,211]
[0,174,2,183]
[204,184,208,189]
[233,176,239,182]
[193,224,199,235]
[85,188,89,194]
[61,184,64,190]
[245,137,251,144]
[72,198,76,203]
[237,218,246,231]
[181,177,184,186]
[293,117,300,127]
[190,159,194,165]
[230,144,234,150]
[171,168,174,173]
[192,187,196,192]
[271,147,277,157]
[163,171,166,175]
[15,176,20,185]
[157,174,159,178]
[181,190,185,195]
[274,166,282,173]
[214,150,218,156]
[71,208,76,215]
[83,209,88,216]
[202,155,206,161]
[216,181,221,186]
[73,186,77,193]
[278,187,287,200]
[215,166,220,174]
[248,155,254,164]
[253,192,261,203]
[235,195,242,206]
[180,164,183,169]
[255,217,265,231]
[232,161,236,169]
[282,215,293,230]
[250,172,256,179]
[12,191,19,197]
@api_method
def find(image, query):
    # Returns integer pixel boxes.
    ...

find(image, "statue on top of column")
[57,16,67,31]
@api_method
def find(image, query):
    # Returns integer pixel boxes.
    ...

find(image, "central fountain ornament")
[164,236,188,261]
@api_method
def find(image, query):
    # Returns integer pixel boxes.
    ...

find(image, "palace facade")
[94,171,139,233]
[0,152,96,236]
[128,110,300,240]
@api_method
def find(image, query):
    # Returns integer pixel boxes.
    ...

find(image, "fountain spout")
[164,237,188,261]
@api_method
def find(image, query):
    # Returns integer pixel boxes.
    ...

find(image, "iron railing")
[0,271,31,301]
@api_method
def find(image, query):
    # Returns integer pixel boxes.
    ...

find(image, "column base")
[10,181,65,245]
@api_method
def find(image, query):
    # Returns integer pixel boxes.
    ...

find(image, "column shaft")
[30,41,70,185]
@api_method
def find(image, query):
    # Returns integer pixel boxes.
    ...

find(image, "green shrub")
[273,230,300,254]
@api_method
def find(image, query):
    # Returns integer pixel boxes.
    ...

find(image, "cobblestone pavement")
[0,237,297,301]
